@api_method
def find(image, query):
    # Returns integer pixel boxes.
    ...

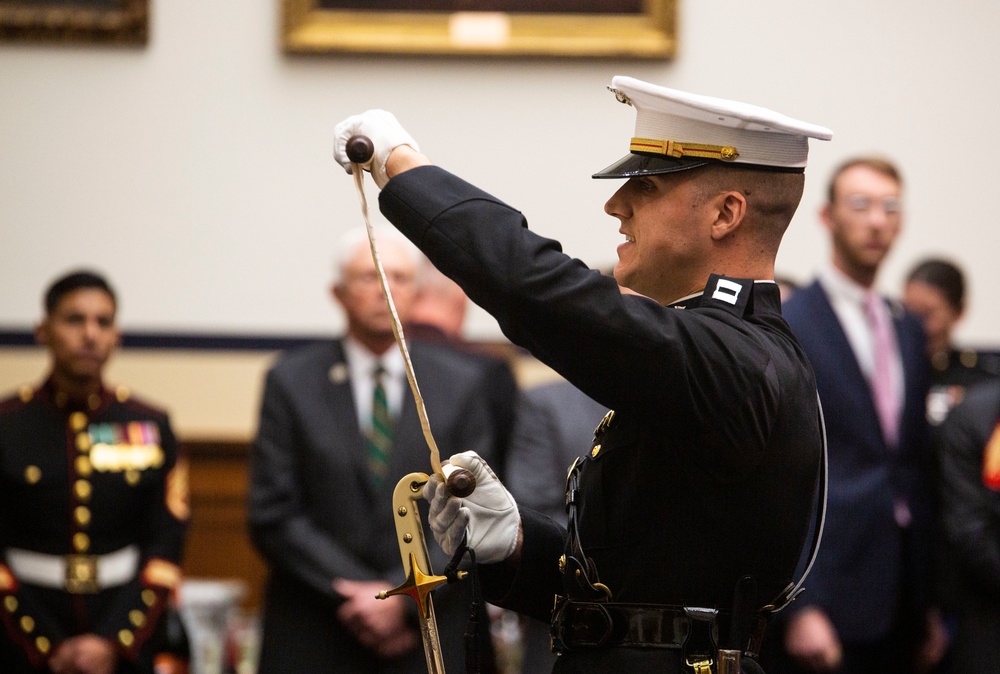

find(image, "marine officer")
[334,77,831,672]
[0,270,188,674]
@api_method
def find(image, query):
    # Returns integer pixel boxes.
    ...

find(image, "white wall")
[2,0,998,345]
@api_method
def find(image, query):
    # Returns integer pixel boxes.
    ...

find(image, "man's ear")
[819,203,833,232]
[330,282,345,307]
[710,191,748,241]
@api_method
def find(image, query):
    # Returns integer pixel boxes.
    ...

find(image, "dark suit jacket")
[248,338,498,674]
[936,380,1000,673]
[782,280,932,643]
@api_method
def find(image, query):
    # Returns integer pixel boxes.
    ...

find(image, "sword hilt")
[346,134,375,163]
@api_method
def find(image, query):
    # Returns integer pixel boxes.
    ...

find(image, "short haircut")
[906,258,966,312]
[826,156,903,204]
[332,225,422,286]
[44,270,117,315]
[694,164,806,248]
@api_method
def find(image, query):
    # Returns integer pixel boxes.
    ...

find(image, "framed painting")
[0,0,149,45]
[282,0,676,58]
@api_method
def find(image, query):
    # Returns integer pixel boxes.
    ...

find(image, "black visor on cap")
[592,152,711,179]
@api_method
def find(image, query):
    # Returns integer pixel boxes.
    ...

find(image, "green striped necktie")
[367,364,393,486]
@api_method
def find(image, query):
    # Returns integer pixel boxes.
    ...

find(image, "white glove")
[333,109,419,189]
[423,451,520,564]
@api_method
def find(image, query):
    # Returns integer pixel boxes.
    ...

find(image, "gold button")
[74,506,91,527]
[24,466,41,484]
[76,433,92,452]
[720,146,739,160]
[74,480,92,501]
[4,596,18,613]
[558,554,567,572]
[75,455,92,477]
[129,610,146,628]
[87,394,101,411]
[19,385,33,403]
[125,469,140,486]
[116,386,130,402]
[35,636,50,654]
[142,589,156,607]
[69,412,88,431]
[73,532,90,552]
[20,615,34,633]
[118,629,134,647]
[591,444,601,458]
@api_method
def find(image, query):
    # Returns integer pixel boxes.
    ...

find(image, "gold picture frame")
[282,0,676,58]
[0,0,149,45]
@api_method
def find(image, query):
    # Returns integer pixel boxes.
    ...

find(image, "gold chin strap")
[629,137,739,161]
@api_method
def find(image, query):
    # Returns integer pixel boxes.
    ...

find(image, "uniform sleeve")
[937,392,1000,598]
[379,167,772,439]
[478,508,566,623]
[95,414,188,662]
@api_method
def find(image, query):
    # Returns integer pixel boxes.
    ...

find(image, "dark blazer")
[936,380,1000,674]
[782,280,932,643]
[248,338,498,674]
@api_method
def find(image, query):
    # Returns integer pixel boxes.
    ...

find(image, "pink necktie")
[865,293,900,448]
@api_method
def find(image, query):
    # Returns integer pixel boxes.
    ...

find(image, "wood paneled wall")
[183,440,267,610]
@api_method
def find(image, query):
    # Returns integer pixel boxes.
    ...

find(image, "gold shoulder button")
[24,466,41,485]
[591,444,601,458]
[18,385,33,403]
[116,386,130,402]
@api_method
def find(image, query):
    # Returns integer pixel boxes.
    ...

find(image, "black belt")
[551,599,767,658]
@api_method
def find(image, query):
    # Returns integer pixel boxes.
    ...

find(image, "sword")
[345,135,476,673]
[376,473,465,674]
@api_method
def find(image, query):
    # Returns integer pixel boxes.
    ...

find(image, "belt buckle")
[553,600,614,650]
[65,555,99,594]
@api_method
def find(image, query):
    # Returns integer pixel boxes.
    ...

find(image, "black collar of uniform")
[703,274,753,317]
[667,274,781,318]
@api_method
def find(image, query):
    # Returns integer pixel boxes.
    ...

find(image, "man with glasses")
[248,227,500,674]
[770,158,944,673]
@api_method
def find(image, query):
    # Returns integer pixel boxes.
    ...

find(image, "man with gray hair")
[248,226,501,673]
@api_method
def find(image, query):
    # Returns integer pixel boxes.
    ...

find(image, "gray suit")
[249,338,498,673]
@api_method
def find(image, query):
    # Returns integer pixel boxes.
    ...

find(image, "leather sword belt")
[6,545,140,594]
[551,599,767,658]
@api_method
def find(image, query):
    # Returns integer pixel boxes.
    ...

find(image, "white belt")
[6,545,140,593]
